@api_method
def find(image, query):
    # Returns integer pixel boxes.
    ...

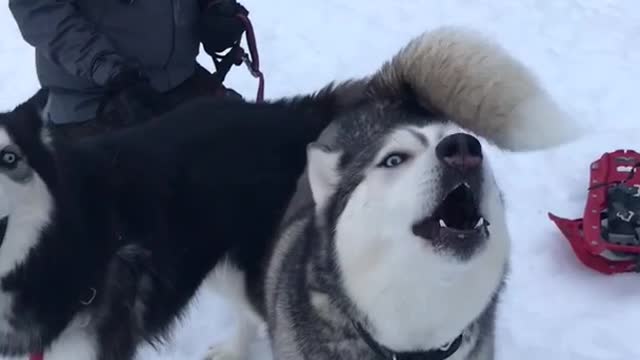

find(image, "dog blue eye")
[1,151,18,167]
[379,153,408,168]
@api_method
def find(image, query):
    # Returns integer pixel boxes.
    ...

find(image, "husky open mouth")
[412,183,488,241]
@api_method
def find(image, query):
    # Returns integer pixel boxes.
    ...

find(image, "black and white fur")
[204,27,581,360]
[0,83,369,359]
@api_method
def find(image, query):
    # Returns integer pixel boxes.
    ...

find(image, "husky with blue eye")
[204,27,581,360]
[0,74,369,359]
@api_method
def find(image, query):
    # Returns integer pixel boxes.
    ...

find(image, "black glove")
[199,0,248,55]
[97,66,164,127]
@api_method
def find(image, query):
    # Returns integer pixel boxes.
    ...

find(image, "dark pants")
[51,63,242,140]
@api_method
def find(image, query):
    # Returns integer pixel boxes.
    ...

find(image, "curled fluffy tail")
[369,27,583,151]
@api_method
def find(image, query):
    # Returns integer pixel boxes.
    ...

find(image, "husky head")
[0,98,59,356]
[307,27,580,351]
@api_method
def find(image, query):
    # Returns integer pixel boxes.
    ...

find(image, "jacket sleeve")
[9,0,126,86]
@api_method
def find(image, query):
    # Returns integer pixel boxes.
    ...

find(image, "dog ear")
[307,142,341,208]
[3,93,46,148]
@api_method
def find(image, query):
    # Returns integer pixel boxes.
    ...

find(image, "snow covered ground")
[1,0,640,359]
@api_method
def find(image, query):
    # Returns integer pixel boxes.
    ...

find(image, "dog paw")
[202,345,247,360]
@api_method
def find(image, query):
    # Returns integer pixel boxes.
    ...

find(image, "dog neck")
[331,216,508,353]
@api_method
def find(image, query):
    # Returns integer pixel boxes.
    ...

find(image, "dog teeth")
[474,218,485,229]
[439,219,448,228]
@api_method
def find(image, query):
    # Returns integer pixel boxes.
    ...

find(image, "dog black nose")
[435,133,483,171]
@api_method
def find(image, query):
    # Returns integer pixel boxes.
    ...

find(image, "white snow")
[2,0,640,359]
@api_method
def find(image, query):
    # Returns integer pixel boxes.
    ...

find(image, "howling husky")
[203,27,580,360]
[0,27,578,360]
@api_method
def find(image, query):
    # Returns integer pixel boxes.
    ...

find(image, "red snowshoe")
[549,149,640,275]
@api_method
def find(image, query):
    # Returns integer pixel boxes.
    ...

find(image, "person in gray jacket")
[9,0,249,138]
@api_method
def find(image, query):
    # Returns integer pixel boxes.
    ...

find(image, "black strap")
[588,162,640,191]
[353,321,463,360]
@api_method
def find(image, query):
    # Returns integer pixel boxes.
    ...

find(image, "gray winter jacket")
[9,0,202,124]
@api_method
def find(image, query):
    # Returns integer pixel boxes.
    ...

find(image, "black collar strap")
[353,321,463,360]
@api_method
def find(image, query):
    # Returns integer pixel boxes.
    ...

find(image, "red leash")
[207,2,264,102]
[235,12,264,102]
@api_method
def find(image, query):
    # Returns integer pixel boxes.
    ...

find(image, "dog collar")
[352,321,463,360]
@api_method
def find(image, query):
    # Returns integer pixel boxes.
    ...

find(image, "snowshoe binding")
[549,149,640,274]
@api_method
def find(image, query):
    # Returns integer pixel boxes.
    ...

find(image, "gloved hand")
[199,0,248,55]
[97,66,164,126]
